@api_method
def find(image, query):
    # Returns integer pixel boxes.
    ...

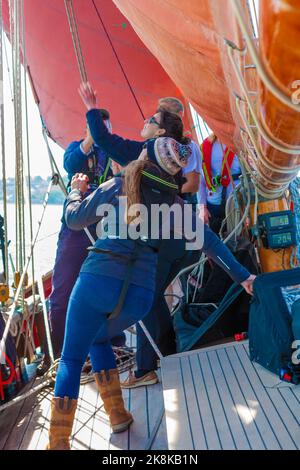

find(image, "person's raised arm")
[78,82,143,166]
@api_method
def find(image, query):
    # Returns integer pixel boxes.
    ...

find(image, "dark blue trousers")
[136,239,201,371]
[49,226,126,358]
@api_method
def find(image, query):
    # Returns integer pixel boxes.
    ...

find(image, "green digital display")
[270,232,292,246]
[257,211,296,248]
[269,215,290,228]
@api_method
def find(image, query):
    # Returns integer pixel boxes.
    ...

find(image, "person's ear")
[155,128,166,137]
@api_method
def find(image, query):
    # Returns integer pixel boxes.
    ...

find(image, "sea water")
[0,203,63,282]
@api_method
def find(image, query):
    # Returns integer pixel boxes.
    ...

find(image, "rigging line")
[37,276,54,364]
[11,0,21,271]
[250,0,259,38]
[0,1,9,283]
[36,230,60,244]
[21,0,37,354]
[21,0,35,292]
[8,0,18,271]
[246,0,258,39]
[8,0,14,83]
[91,0,145,120]
[3,32,13,101]
[41,124,96,245]
[64,0,87,82]
[0,377,53,413]
[0,177,56,360]
[11,0,26,272]
[40,123,67,196]
[203,120,210,136]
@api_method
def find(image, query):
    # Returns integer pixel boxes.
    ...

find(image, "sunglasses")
[147,116,160,126]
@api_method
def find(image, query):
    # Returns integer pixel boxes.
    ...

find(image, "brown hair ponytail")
[122,159,149,224]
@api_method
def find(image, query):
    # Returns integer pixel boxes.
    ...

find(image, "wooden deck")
[0,374,167,450]
[161,340,300,450]
[0,328,167,451]
[2,337,300,450]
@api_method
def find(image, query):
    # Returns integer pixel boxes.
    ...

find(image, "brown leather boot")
[46,396,77,450]
[94,369,133,433]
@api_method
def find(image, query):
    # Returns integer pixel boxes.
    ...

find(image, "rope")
[0,177,57,360]
[91,0,145,120]
[21,0,35,285]
[224,189,243,238]
[227,43,300,157]
[36,231,60,244]
[250,0,259,35]
[231,0,300,114]
[189,104,208,143]
[246,0,258,39]
[64,0,87,82]
[10,0,28,357]
[225,34,300,200]
[0,377,53,413]
[41,123,96,245]
[222,155,251,245]
[10,0,26,273]
[37,277,54,364]
[239,130,289,199]
[41,125,68,197]
[3,29,13,101]
[21,0,38,357]
[0,3,9,282]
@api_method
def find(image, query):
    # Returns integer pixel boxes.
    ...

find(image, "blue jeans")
[49,225,126,357]
[55,273,154,399]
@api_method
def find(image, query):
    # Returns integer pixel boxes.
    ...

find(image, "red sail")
[113,0,244,152]
[2,0,188,149]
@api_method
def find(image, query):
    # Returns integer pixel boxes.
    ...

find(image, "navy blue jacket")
[64,140,113,185]
[64,178,250,291]
[86,109,188,192]
[86,109,144,166]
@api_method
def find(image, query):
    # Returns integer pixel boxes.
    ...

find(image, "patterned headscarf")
[146,137,192,175]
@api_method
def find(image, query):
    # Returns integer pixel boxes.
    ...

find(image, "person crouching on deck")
[46,136,256,450]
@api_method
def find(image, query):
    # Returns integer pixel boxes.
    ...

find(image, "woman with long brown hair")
[46,134,255,449]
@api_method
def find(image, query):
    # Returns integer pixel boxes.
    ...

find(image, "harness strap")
[220,148,236,188]
[88,243,145,320]
[99,158,111,185]
[108,248,139,320]
[201,138,236,191]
